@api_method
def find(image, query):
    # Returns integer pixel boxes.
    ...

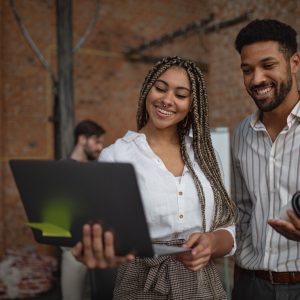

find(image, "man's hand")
[268,210,300,242]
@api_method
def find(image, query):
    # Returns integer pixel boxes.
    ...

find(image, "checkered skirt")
[113,241,227,300]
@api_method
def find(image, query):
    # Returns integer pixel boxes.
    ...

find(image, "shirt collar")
[122,130,145,142]
[290,100,300,119]
[186,130,193,149]
[250,110,264,130]
[250,100,300,131]
[123,130,194,171]
[123,130,193,145]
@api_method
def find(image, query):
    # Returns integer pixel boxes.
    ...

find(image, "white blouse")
[99,131,236,255]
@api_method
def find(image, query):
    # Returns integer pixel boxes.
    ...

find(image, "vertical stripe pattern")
[232,102,300,271]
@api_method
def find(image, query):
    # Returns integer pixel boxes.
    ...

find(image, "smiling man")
[231,19,300,299]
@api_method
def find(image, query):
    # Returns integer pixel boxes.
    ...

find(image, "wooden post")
[55,0,74,159]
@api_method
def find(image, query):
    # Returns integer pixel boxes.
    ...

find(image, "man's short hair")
[74,120,105,144]
[235,19,298,58]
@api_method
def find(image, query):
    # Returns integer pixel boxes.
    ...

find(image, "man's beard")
[84,147,99,161]
[249,69,292,112]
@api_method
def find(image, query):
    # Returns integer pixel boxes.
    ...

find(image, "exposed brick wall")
[0,0,299,256]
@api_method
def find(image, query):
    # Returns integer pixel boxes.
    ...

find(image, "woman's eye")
[176,94,187,99]
[155,86,166,92]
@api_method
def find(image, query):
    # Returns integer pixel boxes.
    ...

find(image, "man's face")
[83,135,105,161]
[240,41,293,112]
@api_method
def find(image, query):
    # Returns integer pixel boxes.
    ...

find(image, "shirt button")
[179,214,184,219]
[178,191,183,196]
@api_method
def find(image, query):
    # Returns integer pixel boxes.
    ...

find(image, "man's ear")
[78,135,87,145]
[290,53,300,74]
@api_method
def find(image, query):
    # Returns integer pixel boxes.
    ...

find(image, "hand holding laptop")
[72,224,215,272]
[10,160,191,258]
[72,224,135,269]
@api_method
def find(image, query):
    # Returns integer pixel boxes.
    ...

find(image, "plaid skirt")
[113,241,227,300]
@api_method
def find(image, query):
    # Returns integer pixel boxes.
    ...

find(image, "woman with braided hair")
[72,56,238,299]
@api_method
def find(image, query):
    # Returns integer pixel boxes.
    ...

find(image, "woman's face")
[145,66,192,131]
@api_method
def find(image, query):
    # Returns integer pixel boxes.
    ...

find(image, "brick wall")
[0,0,299,255]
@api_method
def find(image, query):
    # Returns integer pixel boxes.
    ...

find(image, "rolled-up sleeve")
[214,225,236,256]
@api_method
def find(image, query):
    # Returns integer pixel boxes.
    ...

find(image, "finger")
[91,225,119,268]
[177,244,206,261]
[82,224,97,267]
[180,247,210,264]
[269,219,295,232]
[269,224,285,235]
[92,224,105,261]
[181,255,207,266]
[71,242,83,261]
[268,221,288,234]
[175,252,194,263]
[287,210,300,230]
[176,251,194,262]
[182,256,209,271]
[183,233,201,248]
[268,219,300,241]
[188,263,207,271]
[103,231,135,267]
[124,254,135,262]
[271,224,299,241]
[115,254,135,265]
[190,234,211,254]
[103,231,116,261]
[268,219,289,229]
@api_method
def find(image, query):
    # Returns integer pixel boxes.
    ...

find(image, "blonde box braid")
[136,56,238,232]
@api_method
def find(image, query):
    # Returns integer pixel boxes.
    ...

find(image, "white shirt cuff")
[213,225,236,256]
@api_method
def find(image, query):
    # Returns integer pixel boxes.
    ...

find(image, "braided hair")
[136,56,238,231]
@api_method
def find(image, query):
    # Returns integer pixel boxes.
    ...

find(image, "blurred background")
[0,0,299,298]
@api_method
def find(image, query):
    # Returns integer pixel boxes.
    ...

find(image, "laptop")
[9,160,190,258]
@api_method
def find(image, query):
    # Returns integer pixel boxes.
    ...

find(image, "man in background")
[232,19,300,299]
[69,119,106,162]
[61,119,106,300]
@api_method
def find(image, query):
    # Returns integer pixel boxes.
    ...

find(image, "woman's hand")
[176,229,234,271]
[71,224,135,269]
[176,232,217,271]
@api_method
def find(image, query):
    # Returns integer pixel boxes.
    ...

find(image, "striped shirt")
[232,100,300,272]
